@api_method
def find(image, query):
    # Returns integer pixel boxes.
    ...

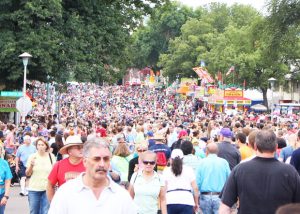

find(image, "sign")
[0,99,16,108]
[224,90,243,98]
[1,91,23,97]
[16,97,32,116]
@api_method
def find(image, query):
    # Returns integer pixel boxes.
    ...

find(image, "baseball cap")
[219,128,233,138]
[171,149,184,159]
[178,130,188,139]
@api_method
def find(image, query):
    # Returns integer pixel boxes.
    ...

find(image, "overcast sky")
[177,0,268,12]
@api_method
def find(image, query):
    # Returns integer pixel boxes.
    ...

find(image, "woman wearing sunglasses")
[129,151,167,214]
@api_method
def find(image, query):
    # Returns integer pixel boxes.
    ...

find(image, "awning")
[208,96,251,105]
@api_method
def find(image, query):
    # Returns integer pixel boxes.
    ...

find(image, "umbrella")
[250,104,268,111]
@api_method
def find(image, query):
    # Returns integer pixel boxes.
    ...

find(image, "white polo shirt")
[48,173,137,214]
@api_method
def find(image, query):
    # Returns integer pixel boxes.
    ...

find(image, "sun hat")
[152,133,165,141]
[171,149,184,159]
[59,135,83,155]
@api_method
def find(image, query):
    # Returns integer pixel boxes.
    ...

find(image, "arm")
[128,184,135,198]
[191,180,199,213]
[159,186,167,214]
[15,157,20,173]
[46,181,56,202]
[0,178,11,206]
[219,202,231,214]
[25,155,35,177]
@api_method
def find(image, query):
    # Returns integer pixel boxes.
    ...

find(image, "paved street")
[6,185,29,214]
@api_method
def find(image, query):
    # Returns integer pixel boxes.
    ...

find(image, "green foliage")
[0,0,165,88]
[127,1,194,69]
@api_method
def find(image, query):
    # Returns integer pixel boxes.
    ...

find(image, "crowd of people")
[0,82,300,214]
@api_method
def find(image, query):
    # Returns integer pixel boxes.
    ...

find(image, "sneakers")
[19,192,28,196]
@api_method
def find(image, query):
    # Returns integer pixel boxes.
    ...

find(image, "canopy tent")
[250,104,268,111]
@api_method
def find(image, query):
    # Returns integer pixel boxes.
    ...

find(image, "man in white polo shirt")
[48,137,137,214]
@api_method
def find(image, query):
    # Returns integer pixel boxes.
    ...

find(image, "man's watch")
[3,195,9,200]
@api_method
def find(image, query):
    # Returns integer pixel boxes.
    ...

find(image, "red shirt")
[48,158,85,187]
[96,127,107,137]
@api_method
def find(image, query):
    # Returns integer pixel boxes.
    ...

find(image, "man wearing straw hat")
[46,135,85,202]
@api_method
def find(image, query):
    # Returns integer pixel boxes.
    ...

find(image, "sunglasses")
[137,149,146,152]
[143,161,156,165]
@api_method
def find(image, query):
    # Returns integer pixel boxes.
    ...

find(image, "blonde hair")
[287,134,300,150]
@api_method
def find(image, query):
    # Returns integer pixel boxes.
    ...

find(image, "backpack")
[156,151,167,168]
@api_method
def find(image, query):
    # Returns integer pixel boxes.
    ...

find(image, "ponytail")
[171,157,183,176]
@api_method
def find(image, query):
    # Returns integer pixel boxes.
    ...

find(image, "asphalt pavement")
[5,184,29,214]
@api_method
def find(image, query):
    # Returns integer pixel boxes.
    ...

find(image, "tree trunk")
[261,87,268,109]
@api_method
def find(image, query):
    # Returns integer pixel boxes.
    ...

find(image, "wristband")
[3,195,9,200]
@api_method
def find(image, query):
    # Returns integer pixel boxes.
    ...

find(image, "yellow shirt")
[27,152,56,191]
[239,145,254,160]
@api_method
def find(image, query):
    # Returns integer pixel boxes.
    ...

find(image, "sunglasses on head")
[143,160,156,165]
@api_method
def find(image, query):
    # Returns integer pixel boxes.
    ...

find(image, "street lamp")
[47,74,50,104]
[268,77,276,121]
[19,52,32,98]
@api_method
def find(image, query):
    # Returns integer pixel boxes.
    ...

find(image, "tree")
[127,1,194,70]
[0,0,166,88]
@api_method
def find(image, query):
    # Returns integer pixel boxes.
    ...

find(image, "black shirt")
[221,157,300,214]
[218,141,241,170]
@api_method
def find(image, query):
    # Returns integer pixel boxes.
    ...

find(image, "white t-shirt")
[163,166,195,206]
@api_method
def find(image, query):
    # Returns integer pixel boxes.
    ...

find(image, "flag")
[193,67,214,83]
[226,66,235,76]
[200,60,206,67]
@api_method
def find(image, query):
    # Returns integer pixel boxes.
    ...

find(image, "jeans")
[28,191,49,214]
[167,204,193,214]
[200,194,221,214]
[0,193,5,214]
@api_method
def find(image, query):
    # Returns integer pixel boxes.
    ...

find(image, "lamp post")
[47,74,50,104]
[268,77,276,121]
[19,52,32,98]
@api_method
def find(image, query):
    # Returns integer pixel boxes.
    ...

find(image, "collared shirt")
[183,154,201,172]
[48,173,137,214]
[196,154,230,193]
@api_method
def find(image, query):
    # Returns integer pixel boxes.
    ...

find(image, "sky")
[177,0,268,12]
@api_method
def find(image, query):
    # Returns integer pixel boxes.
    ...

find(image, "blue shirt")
[16,144,36,166]
[149,144,171,159]
[0,158,12,195]
[279,146,294,162]
[196,154,230,192]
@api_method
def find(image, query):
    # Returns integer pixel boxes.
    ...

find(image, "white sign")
[16,97,32,116]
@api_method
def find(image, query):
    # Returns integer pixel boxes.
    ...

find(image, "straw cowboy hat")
[59,135,83,155]
[152,133,165,141]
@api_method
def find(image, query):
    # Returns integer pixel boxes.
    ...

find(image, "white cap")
[171,149,184,159]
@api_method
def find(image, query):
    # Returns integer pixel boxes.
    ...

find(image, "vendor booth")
[208,88,251,112]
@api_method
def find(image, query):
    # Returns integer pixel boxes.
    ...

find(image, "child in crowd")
[6,154,19,186]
